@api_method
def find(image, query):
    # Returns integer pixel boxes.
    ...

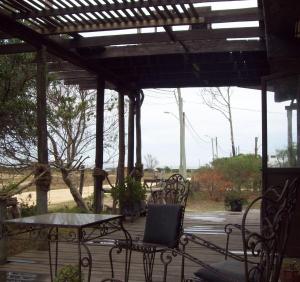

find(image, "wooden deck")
[0,210,260,282]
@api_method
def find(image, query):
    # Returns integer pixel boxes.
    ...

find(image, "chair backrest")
[151,174,190,208]
[163,174,190,207]
[242,178,299,282]
[143,204,184,248]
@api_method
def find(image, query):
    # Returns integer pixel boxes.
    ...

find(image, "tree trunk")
[61,170,90,212]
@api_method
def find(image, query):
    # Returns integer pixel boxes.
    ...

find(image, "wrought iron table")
[4,213,131,282]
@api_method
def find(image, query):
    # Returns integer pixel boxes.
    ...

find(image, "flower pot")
[121,201,143,217]
[229,200,242,212]
[280,269,299,282]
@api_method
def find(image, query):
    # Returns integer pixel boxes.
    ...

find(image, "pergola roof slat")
[0,9,128,88]
[0,0,268,90]
[6,1,260,35]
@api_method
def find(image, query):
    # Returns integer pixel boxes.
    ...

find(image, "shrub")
[192,167,232,201]
[54,265,83,282]
[224,190,248,211]
[19,194,37,217]
[111,176,146,209]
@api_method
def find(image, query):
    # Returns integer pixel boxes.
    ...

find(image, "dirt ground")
[16,185,113,207]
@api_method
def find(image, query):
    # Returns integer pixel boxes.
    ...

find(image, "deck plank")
[0,210,260,281]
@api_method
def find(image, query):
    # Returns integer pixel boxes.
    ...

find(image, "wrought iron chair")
[109,174,190,281]
[109,204,184,281]
[160,177,299,282]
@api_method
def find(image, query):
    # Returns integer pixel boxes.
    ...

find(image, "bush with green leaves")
[224,190,248,211]
[111,176,146,210]
[54,265,83,282]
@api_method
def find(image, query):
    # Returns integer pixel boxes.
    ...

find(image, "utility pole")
[211,137,215,161]
[254,137,258,157]
[285,102,296,166]
[176,88,187,178]
[215,137,218,159]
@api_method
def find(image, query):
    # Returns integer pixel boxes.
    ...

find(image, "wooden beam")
[47,51,267,70]
[80,78,263,90]
[96,40,266,58]
[51,70,96,80]
[0,27,263,55]
[0,10,126,88]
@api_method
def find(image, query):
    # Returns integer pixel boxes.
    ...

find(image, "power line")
[184,114,209,144]
[184,99,284,115]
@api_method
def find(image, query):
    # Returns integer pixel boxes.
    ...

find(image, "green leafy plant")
[111,176,146,211]
[224,190,247,212]
[19,194,37,217]
[54,265,84,282]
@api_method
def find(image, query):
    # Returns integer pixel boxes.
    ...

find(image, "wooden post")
[297,99,300,166]
[0,199,7,264]
[286,107,293,165]
[36,46,50,215]
[127,94,135,176]
[79,165,85,196]
[135,90,143,180]
[94,78,105,213]
[117,91,125,186]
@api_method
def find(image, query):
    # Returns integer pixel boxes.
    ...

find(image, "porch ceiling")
[0,0,268,90]
[262,0,300,71]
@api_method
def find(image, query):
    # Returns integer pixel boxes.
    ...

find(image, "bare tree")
[144,154,158,171]
[47,83,118,211]
[200,87,236,157]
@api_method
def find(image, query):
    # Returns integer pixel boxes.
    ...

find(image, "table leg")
[48,227,59,282]
[143,251,156,282]
[78,228,92,282]
[119,219,132,282]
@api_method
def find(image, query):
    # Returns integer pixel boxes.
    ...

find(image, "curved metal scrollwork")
[241,177,299,282]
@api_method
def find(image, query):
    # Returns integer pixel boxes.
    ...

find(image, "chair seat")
[194,260,250,282]
[117,239,168,253]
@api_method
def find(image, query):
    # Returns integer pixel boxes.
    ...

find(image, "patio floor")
[0,210,260,282]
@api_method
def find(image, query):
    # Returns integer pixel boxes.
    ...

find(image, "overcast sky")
[141,87,261,168]
[139,87,292,169]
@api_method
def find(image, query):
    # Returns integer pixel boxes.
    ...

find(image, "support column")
[127,94,135,176]
[135,90,143,180]
[94,78,105,213]
[286,106,293,166]
[117,90,125,186]
[36,46,50,215]
[297,98,300,166]
[0,199,7,264]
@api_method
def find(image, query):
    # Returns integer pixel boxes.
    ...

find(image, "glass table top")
[5,213,123,228]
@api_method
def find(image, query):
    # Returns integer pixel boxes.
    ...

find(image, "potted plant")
[280,260,300,282]
[224,190,247,212]
[111,176,146,217]
[54,265,83,282]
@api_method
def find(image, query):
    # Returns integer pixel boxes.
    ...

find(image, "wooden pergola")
[1,0,300,256]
